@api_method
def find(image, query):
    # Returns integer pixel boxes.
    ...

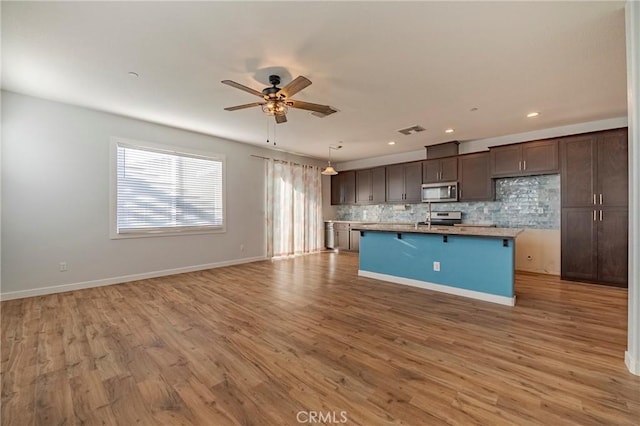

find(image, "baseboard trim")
[0,256,267,301]
[515,269,560,277]
[625,351,639,376]
[358,270,516,306]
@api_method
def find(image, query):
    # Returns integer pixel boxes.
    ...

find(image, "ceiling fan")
[221,75,337,124]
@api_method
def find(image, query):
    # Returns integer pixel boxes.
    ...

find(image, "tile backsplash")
[336,174,560,229]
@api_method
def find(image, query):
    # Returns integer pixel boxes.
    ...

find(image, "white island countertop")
[351,223,523,239]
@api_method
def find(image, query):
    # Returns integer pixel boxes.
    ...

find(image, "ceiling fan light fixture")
[262,100,288,116]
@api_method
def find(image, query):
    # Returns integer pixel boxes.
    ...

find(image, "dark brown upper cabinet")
[458,152,494,202]
[560,128,628,208]
[490,139,559,178]
[425,141,459,159]
[386,162,422,203]
[330,171,356,205]
[422,157,458,183]
[356,167,386,205]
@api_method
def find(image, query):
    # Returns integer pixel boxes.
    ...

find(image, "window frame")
[109,137,226,239]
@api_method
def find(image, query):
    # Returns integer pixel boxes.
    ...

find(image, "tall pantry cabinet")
[560,128,628,286]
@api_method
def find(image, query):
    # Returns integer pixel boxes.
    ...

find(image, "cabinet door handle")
[518,161,522,171]
[523,160,526,170]
[599,194,603,205]
[593,210,597,221]
[600,210,603,221]
[593,194,597,205]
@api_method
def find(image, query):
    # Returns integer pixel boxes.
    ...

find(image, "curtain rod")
[250,154,321,169]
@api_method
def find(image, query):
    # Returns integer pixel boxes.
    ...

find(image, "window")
[111,139,224,237]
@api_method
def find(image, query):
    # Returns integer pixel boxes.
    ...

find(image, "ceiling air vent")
[397,125,426,135]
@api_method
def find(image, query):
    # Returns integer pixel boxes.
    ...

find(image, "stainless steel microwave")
[421,181,458,203]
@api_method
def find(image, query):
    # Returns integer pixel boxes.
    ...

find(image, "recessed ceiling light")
[128,71,139,78]
[527,112,540,118]
[445,128,455,134]
[388,141,396,145]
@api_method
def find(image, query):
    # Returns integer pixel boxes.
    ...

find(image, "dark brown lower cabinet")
[597,208,628,285]
[349,230,360,252]
[333,223,361,252]
[334,224,351,250]
[561,207,627,287]
[561,208,597,281]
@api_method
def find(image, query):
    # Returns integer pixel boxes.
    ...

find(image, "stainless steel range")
[419,211,462,226]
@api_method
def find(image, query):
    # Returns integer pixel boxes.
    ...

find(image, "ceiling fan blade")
[224,102,265,111]
[288,99,337,115]
[311,110,338,118]
[277,76,311,98]
[221,80,264,98]
[275,114,287,124]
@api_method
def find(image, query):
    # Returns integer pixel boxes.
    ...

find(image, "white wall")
[515,229,560,275]
[322,174,337,221]
[1,91,324,299]
[625,0,639,376]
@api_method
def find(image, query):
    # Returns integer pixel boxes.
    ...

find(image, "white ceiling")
[1,1,627,162]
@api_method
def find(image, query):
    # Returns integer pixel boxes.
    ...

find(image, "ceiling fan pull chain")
[266,117,270,144]
[273,122,277,146]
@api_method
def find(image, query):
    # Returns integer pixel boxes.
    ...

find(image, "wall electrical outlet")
[433,261,440,272]
[59,262,68,272]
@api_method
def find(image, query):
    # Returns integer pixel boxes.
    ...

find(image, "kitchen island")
[352,224,523,306]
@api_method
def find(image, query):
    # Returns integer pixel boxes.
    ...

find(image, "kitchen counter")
[352,223,523,239]
[325,220,409,225]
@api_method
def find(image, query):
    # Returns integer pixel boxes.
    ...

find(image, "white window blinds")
[115,143,224,234]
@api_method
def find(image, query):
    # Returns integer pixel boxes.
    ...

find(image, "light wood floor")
[2,252,639,425]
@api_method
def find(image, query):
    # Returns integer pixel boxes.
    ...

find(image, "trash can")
[325,222,335,249]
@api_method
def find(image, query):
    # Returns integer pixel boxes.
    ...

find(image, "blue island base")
[358,231,516,306]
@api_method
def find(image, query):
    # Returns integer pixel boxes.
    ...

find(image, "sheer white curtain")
[266,159,323,258]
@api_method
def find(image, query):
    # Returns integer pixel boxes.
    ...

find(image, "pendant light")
[322,145,341,175]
